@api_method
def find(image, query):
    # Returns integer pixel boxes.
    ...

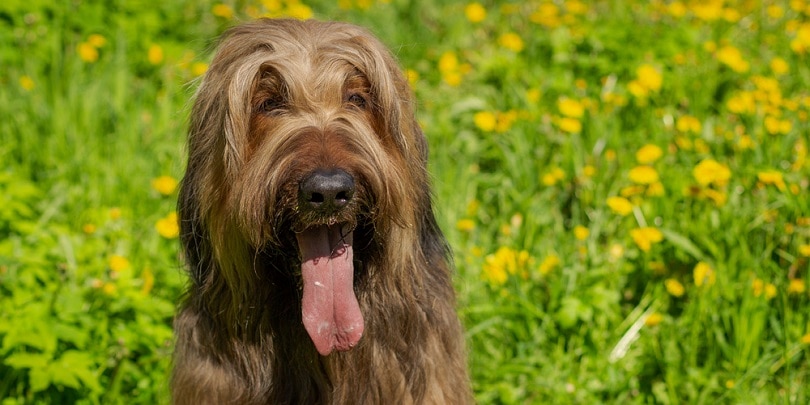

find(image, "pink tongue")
[297,225,364,356]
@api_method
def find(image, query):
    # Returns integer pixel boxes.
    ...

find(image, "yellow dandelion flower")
[151,175,178,195]
[556,117,582,133]
[716,45,750,73]
[156,212,180,239]
[456,219,475,232]
[770,57,789,75]
[637,64,663,92]
[799,244,810,257]
[19,75,35,91]
[765,283,777,299]
[636,144,663,164]
[802,333,810,345]
[558,98,585,118]
[191,62,209,77]
[498,32,524,52]
[607,196,634,216]
[212,3,234,19]
[77,42,99,63]
[526,88,541,103]
[148,44,164,65]
[574,225,589,241]
[102,282,117,296]
[465,3,487,23]
[109,255,131,273]
[627,80,649,99]
[286,3,313,20]
[757,170,786,191]
[645,312,663,327]
[629,165,659,185]
[788,279,806,295]
[109,207,122,220]
[631,227,664,252]
[582,165,596,178]
[438,52,458,74]
[473,111,497,132]
[693,159,731,187]
[676,115,702,133]
[538,254,560,275]
[530,3,560,27]
[665,278,685,297]
[693,262,716,288]
[405,69,419,88]
[141,267,155,295]
[752,278,764,297]
[87,34,106,48]
[667,1,687,17]
[82,223,96,234]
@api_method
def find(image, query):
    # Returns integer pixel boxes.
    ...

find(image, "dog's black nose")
[299,169,355,212]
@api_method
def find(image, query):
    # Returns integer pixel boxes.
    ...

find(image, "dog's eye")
[347,93,367,109]
[260,97,285,115]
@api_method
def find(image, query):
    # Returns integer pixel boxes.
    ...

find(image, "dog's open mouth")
[296,223,364,356]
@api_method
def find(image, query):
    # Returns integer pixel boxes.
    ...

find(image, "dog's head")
[180,19,432,355]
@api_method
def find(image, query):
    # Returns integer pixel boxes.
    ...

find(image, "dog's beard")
[296,223,364,356]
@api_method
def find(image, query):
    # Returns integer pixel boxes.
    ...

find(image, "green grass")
[2,0,810,403]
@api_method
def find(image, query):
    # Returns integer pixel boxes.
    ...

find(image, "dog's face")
[182,19,430,355]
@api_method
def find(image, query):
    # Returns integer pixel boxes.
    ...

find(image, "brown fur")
[171,18,473,404]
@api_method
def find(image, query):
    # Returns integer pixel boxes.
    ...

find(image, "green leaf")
[4,352,50,369]
[660,228,705,261]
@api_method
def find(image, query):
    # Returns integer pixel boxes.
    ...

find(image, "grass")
[1,0,809,403]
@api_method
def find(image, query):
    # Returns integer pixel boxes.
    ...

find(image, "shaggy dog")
[171,18,472,404]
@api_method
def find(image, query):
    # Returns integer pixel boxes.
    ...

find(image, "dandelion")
[482,247,533,285]
[574,225,590,241]
[77,42,99,63]
[757,170,786,191]
[607,196,634,216]
[141,267,155,295]
[693,159,731,187]
[770,57,789,75]
[465,3,486,23]
[498,33,524,52]
[636,144,663,164]
[631,227,664,252]
[629,165,659,185]
[802,333,810,345]
[764,116,792,135]
[693,262,716,288]
[109,207,122,220]
[556,117,582,133]
[645,312,663,327]
[456,219,475,232]
[405,69,419,88]
[82,223,96,234]
[152,175,178,195]
[102,283,117,296]
[716,45,750,73]
[799,244,810,257]
[788,279,806,295]
[538,254,560,275]
[530,3,561,27]
[109,255,131,273]
[212,3,234,19]
[19,75,35,91]
[285,3,313,20]
[676,115,702,134]
[473,111,497,132]
[665,278,685,297]
[765,283,777,299]
[156,212,180,239]
[558,98,585,118]
[147,44,164,65]
[636,64,663,92]
[191,62,209,77]
[582,165,596,178]
[542,167,565,186]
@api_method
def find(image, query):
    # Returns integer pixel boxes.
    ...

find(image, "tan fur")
[172,18,473,404]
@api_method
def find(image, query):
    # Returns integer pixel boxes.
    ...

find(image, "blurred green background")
[1,0,810,403]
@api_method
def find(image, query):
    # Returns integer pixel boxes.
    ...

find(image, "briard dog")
[171,18,473,404]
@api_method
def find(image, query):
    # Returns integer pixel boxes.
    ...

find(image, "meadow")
[1,0,809,403]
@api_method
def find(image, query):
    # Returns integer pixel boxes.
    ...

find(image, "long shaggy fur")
[171,18,472,404]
